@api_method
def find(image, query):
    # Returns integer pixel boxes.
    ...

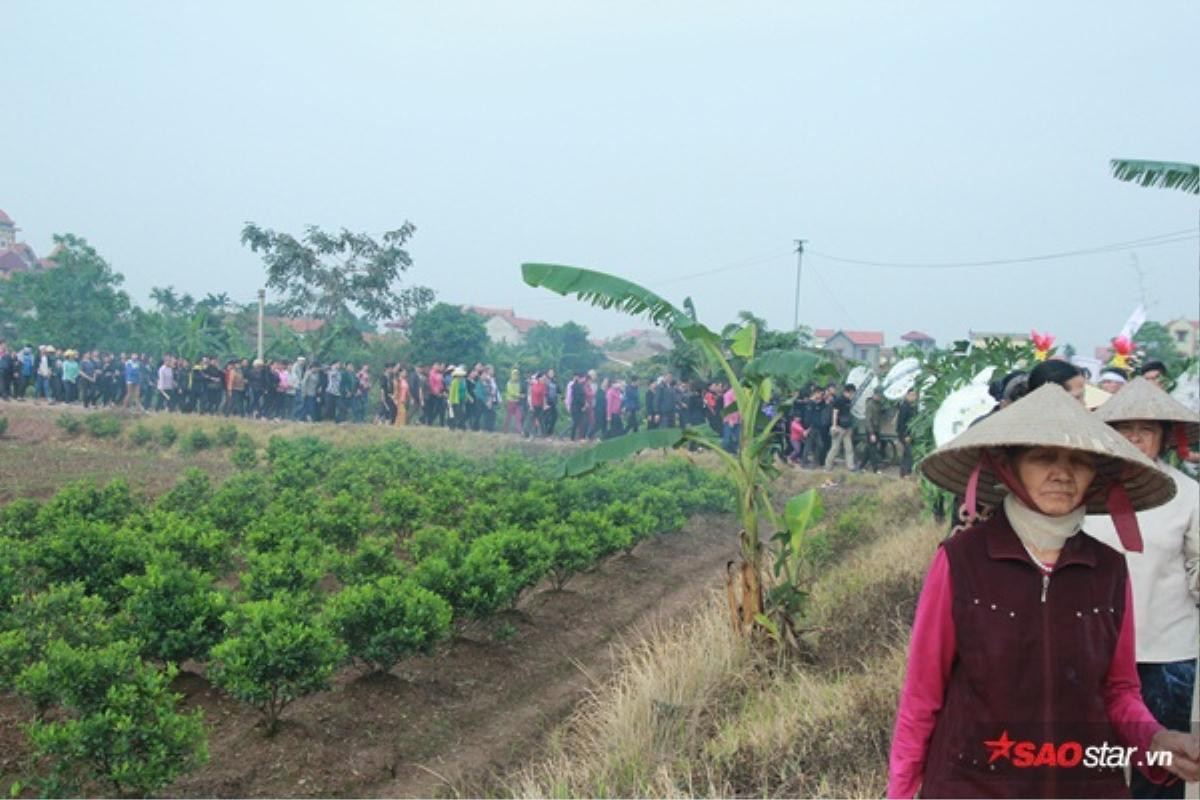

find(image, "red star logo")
[984,730,1016,763]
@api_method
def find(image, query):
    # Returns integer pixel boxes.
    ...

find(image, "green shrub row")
[54,412,247,459]
[0,435,732,794]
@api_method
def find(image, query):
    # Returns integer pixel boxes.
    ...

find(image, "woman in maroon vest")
[889,384,1200,798]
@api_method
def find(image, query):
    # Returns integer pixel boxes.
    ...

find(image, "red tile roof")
[0,209,12,225]
[900,330,935,342]
[816,328,884,347]
[0,249,30,274]
[465,306,543,334]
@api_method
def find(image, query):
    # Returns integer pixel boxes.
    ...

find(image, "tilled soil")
[159,513,740,798]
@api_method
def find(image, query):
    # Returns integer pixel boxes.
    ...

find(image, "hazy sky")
[5,1,1198,353]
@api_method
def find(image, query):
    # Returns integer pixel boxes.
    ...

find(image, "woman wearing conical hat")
[1084,377,1200,800]
[888,384,1200,798]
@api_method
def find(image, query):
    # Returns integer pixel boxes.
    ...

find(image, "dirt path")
[164,513,739,798]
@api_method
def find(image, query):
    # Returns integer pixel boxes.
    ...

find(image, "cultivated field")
[0,403,930,798]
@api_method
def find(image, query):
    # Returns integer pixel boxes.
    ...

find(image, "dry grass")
[505,485,943,799]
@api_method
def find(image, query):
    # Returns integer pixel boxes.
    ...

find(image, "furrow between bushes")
[505,485,940,799]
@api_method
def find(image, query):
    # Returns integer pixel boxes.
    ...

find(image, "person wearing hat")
[61,349,80,404]
[447,366,468,429]
[889,384,1200,798]
[1085,377,1200,800]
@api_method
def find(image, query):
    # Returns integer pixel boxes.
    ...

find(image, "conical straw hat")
[919,383,1175,513]
[1093,376,1200,449]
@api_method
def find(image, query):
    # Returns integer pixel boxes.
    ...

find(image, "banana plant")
[523,262,831,636]
[1109,159,1199,194]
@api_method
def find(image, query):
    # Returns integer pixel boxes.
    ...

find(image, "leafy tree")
[405,303,489,365]
[208,595,346,734]
[1134,320,1193,381]
[722,311,810,353]
[240,222,434,326]
[0,234,132,350]
[522,321,605,376]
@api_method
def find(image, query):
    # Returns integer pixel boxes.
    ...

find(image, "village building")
[814,328,885,368]
[899,330,937,352]
[463,306,543,345]
[0,209,58,279]
[1165,318,1199,358]
[601,328,673,366]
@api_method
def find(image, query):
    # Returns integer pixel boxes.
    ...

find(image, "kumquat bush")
[0,434,732,795]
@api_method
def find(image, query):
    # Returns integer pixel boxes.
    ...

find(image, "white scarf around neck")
[1003,493,1085,553]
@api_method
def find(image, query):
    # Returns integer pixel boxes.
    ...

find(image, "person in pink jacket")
[889,384,1200,799]
[605,380,624,438]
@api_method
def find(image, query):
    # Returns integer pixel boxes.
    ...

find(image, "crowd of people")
[0,342,1189,482]
[0,343,733,441]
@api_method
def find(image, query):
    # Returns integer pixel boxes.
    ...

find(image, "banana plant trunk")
[726,484,764,634]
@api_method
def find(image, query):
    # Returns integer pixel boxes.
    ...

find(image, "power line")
[807,260,858,329]
[808,228,1198,270]
[649,248,794,287]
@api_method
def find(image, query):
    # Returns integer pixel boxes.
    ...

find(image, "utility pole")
[792,238,807,331]
[256,289,265,362]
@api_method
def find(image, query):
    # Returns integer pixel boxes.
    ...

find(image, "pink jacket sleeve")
[887,548,956,799]
[1103,578,1171,785]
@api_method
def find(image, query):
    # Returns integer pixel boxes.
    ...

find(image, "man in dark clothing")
[656,375,678,429]
[862,386,885,473]
[202,357,224,414]
[823,383,856,470]
[643,379,658,429]
[896,386,918,478]
[568,373,588,440]
[543,369,559,437]
[798,387,821,467]
[816,387,835,465]
[623,377,640,433]
[0,344,12,400]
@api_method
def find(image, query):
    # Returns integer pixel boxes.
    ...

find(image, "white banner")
[1119,304,1146,341]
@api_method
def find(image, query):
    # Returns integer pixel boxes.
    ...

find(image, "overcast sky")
[5,1,1198,353]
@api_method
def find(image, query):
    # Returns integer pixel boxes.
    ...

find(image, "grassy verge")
[504,479,938,798]
[0,403,606,503]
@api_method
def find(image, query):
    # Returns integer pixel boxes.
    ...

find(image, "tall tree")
[240,223,435,326]
[0,234,132,350]
[1134,320,1193,380]
[522,321,605,376]
[405,303,488,366]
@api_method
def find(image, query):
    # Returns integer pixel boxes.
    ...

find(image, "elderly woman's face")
[1112,419,1163,461]
[1012,446,1096,515]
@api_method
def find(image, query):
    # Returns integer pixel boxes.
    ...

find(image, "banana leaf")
[1110,159,1199,194]
[522,263,691,329]
[743,349,827,382]
[558,428,687,477]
